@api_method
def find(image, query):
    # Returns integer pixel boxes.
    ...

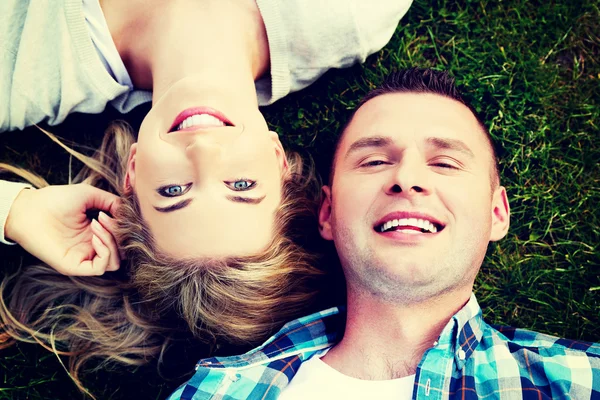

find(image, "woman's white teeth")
[178,114,225,130]
[379,218,438,233]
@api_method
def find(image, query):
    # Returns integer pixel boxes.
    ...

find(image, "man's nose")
[384,155,430,196]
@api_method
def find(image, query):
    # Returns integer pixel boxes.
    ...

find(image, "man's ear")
[319,186,334,241]
[268,131,289,176]
[123,143,138,194]
[490,186,510,241]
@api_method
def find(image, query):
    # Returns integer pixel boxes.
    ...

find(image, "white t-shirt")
[280,354,415,400]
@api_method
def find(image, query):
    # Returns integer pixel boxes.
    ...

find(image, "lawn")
[1,0,599,398]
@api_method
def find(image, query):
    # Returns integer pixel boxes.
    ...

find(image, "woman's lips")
[169,107,234,132]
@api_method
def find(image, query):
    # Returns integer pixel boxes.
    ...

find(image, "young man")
[168,69,600,399]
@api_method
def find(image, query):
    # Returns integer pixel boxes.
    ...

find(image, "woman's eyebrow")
[226,195,266,205]
[153,198,193,213]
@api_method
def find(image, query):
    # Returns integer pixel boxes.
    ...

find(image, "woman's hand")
[5,184,122,276]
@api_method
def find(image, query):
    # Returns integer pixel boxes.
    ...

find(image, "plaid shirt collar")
[437,293,485,370]
[194,306,345,370]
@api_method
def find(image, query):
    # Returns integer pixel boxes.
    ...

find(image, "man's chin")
[352,263,440,299]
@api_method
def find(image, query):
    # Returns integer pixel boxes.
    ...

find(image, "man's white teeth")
[177,114,225,130]
[379,218,438,233]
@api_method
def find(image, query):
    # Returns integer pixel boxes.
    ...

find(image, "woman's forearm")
[0,180,33,245]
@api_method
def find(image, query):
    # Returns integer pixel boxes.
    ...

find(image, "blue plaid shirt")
[168,295,600,399]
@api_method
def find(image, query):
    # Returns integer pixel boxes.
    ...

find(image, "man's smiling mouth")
[374,213,445,234]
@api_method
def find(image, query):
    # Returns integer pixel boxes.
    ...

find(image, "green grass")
[1,0,599,398]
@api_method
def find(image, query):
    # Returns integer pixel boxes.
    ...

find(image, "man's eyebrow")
[345,136,394,159]
[153,198,193,213]
[226,195,266,205]
[427,137,475,158]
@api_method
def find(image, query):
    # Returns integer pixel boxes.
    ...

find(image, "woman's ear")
[269,130,289,176]
[123,143,138,193]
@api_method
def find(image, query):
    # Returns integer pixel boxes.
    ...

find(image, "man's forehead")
[330,92,498,185]
[339,93,482,148]
[349,92,476,131]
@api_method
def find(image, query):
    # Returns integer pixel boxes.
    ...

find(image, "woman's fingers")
[75,234,111,276]
[97,212,125,260]
[81,184,121,217]
[91,219,121,271]
[91,234,110,274]
[98,211,116,232]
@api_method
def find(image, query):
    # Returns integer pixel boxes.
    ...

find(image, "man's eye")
[227,179,256,191]
[432,161,459,169]
[360,160,388,167]
[158,184,191,197]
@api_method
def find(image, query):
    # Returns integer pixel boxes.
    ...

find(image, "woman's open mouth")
[169,107,234,132]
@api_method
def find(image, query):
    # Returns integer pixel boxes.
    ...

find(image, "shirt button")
[227,371,239,382]
[458,349,466,360]
[432,341,439,347]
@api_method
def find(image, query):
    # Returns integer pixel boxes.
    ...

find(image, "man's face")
[319,93,510,302]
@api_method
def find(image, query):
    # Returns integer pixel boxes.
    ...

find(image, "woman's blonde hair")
[0,122,326,396]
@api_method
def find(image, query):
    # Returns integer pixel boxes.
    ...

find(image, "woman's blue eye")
[166,186,183,195]
[158,184,191,197]
[228,179,256,191]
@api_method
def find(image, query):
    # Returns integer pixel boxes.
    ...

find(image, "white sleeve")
[351,0,415,60]
[0,180,33,245]
[255,0,414,105]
